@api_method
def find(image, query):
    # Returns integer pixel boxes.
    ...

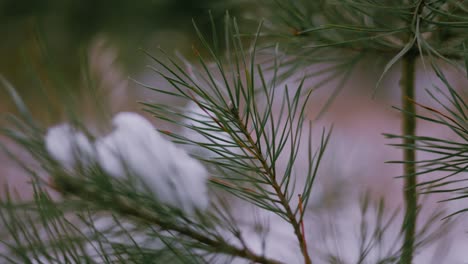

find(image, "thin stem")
[400,52,418,264]
[298,194,308,250]
[400,1,427,261]
[235,117,312,264]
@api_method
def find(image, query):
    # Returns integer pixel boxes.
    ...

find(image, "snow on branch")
[45,112,209,215]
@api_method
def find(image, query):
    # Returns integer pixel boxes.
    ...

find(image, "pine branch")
[1,2,466,262]
[231,107,312,264]
[384,66,468,218]
[140,15,330,263]
[51,175,285,264]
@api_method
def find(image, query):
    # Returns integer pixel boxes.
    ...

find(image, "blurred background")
[0,1,467,263]
[0,0,243,190]
[0,0,247,116]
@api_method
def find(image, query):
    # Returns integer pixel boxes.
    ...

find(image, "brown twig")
[232,113,313,264]
[298,194,308,253]
[51,175,284,264]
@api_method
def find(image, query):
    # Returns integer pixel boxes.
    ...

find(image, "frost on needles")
[45,112,209,215]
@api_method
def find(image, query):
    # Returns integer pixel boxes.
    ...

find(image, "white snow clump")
[45,124,95,170]
[44,112,209,214]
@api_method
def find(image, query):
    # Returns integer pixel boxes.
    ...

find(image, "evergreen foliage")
[0,1,467,263]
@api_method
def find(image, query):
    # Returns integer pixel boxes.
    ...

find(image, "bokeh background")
[0,0,243,190]
[0,1,467,263]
